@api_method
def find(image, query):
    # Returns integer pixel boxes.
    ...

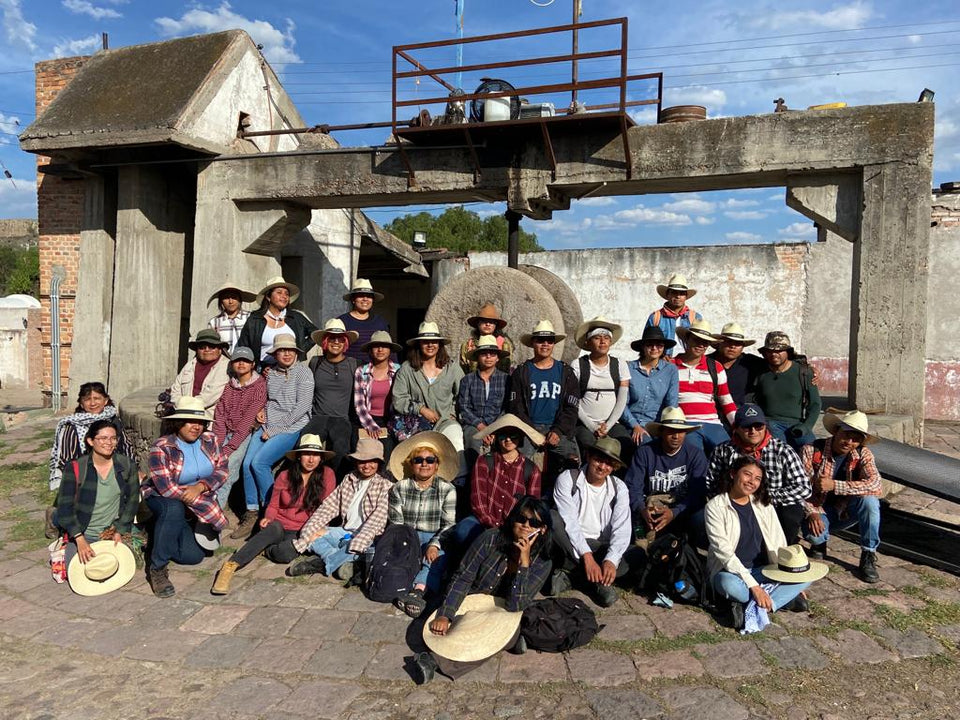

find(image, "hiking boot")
[211,560,239,595]
[413,651,438,685]
[859,550,880,584]
[728,600,745,631]
[333,561,354,583]
[149,565,175,598]
[286,556,324,577]
[788,594,810,613]
[230,512,258,540]
[547,569,571,596]
[594,583,619,608]
[807,542,827,559]
[44,506,59,539]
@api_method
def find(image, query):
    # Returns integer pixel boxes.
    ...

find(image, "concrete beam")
[786,173,861,242]
[235,202,312,256]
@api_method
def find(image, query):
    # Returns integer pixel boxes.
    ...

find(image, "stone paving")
[0,413,959,719]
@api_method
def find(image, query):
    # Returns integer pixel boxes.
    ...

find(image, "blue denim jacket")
[621,358,679,428]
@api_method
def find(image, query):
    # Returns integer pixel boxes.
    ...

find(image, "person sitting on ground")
[284,438,393,581]
[673,319,737,455]
[706,455,827,630]
[551,437,636,607]
[711,323,766,407]
[237,276,317,366]
[338,278,391,363]
[621,325,679,447]
[458,302,514,374]
[754,331,821,452]
[802,410,883,584]
[142,397,228,598]
[169,329,231,418]
[206,281,256,354]
[457,335,510,462]
[413,495,553,684]
[354,330,402,462]
[387,432,459,618]
[646,273,702,356]
[624,406,708,546]
[211,434,336,594]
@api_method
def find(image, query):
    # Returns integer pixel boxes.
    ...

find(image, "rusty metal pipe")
[394,49,621,80]
[395,17,625,53]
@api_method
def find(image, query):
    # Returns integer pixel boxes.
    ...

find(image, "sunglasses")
[497,433,523,443]
[742,423,766,431]
[516,515,545,528]
[411,456,438,466]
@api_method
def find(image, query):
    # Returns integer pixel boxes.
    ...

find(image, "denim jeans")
[309,526,360,576]
[804,495,881,552]
[684,423,730,457]
[415,529,447,591]
[767,421,815,453]
[242,429,301,511]
[449,515,486,553]
[145,494,206,570]
[712,567,810,611]
[217,434,252,510]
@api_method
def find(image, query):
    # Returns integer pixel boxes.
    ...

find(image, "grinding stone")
[520,264,584,364]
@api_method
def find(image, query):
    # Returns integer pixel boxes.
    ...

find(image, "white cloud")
[778,222,816,239]
[725,210,768,221]
[743,1,873,31]
[1,0,36,51]
[51,34,101,58]
[724,198,760,208]
[155,2,301,64]
[662,196,716,215]
[0,174,37,218]
[613,205,692,226]
[663,86,727,113]
[695,216,715,226]
[62,0,121,20]
[725,231,762,243]
[577,196,616,207]
[629,107,658,125]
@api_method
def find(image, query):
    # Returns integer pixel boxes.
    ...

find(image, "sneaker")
[807,542,827,559]
[149,565,175,598]
[509,634,527,655]
[413,651,438,685]
[788,594,810,613]
[230,512,258,540]
[594,583,619,608]
[547,569,571,596]
[728,600,745,631]
[859,550,880,584]
[44,506,59,539]
[333,561,354,583]
[286,556,324,577]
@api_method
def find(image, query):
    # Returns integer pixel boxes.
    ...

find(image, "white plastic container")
[483,96,511,122]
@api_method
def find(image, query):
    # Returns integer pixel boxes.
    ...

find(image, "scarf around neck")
[660,304,691,320]
[733,429,771,460]
[49,405,119,489]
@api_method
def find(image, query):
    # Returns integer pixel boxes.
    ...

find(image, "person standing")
[754,331,821,452]
[237,277,317,365]
[712,323,766,407]
[458,302,514,374]
[338,279,391,363]
[206,282,256,354]
[354,330,402,461]
[457,335,510,460]
[645,273,702,356]
[621,326,679,447]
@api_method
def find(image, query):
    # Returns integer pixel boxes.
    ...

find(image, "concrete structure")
[0,297,42,391]
[0,219,38,250]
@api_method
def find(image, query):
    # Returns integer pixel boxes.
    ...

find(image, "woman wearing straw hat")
[206,281,257,354]
[237,276,318,365]
[354,330,403,461]
[169,329,231,418]
[211,434,336,594]
[706,455,826,630]
[622,325,679,446]
[458,302,514,374]
[387,432,459,618]
[457,335,511,461]
[338,278,391,363]
[142,397,229,598]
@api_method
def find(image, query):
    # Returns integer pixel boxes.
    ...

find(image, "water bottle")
[674,579,697,602]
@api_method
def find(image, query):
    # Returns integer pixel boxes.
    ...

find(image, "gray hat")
[230,346,255,363]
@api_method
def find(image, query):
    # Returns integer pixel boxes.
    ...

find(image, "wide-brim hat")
[257,276,300,304]
[574,316,623,350]
[267,335,306,357]
[479,413,546,448]
[586,436,624,467]
[164,396,213,423]
[361,330,403,353]
[675,319,718,345]
[188,329,230,352]
[468,335,510,361]
[343,278,384,302]
[206,282,257,307]
[310,318,360,347]
[67,540,136,596]
[646,407,701,436]
[285,433,336,462]
[194,522,221,551]
[467,302,508,330]
[657,273,697,300]
[631,324,677,352]
[349,437,385,463]
[389,431,459,482]
[423,594,522,662]
[407,321,450,346]
[823,410,875,445]
[520,320,566,348]
[760,331,793,353]
[761,544,829,584]
[717,322,757,347]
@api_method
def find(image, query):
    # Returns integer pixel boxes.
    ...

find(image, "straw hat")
[343,278,384,302]
[406,321,449,346]
[67,540,136,596]
[164,397,212,423]
[468,335,510,361]
[520,320,566,348]
[675,319,719,345]
[206,281,257,307]
[761,544,829,583]
[267,335,306,357]
[422,594,523,662]
[717,322,757,347]
[257,276,300,304]
[194,522,221,551]
[349,438,385,463]
[479,413,546,448]
[823,410,875,445]
[361,330,403,353]
[657,273,697,300]
[285,433,336,462]
[310,318,360,347]
[645,407,701,437]
[187,328,230,352]
[467,302,508,330]
[389,431,459,482]
[586,437,624,468]
[574,316,623,350]
[630,324,677,352]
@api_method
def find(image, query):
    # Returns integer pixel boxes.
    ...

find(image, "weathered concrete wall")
[0,307,41,389]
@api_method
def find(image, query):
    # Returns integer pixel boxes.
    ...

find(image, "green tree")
[385,206,542,253]
[0,246,39,297]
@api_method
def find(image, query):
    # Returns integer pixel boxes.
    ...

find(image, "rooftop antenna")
[530,1,582,108]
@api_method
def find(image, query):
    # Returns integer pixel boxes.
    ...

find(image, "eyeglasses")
[533,338,556,345]
[516,515,545,528]
[411,456,438,466]
[327,335,346,343]
[92,436,118,444]
[498,433,522,443]
[742,423,766,431]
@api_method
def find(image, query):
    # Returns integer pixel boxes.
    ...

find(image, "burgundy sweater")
[212,373,267,456]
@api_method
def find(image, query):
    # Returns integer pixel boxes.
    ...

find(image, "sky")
[1,0,959,250]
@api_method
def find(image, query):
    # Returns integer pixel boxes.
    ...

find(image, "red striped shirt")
[673,356,737,425]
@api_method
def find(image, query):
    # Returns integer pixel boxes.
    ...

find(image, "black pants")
[776,503,806,545]
[302,415,354,476]
[231,520,299,568]
[550,510,639,579]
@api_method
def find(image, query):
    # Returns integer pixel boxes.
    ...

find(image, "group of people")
[45,271,886,680]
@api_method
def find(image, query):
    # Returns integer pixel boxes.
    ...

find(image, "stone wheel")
[520,264,584,364]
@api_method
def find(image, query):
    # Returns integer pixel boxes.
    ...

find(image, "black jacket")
[237,307,318,361]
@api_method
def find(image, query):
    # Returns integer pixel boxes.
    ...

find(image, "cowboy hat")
[67,540,136,596]
[574,316,623,351]
[164,396,212,423]
[267,335,306,357]
[194,522,221,552]
[389,431,459,483]
[349,437,385,463]
[187,329,230,352]
[361,330,403,353]
[422,594,522,662]
[479,413,546,448]
[406,321,450,347]
[343,278,384,302]
[310,318,360,347]
[717,322,757,347]
[630,324,677,352]
[467,302,508,330]
[675,319,719,345]
[206,282,257,307]
[467,335,510,361]
[657,273,697,300]
[823,410,875,444]
[257,276,300,304]
[520,320,566,348]
[645,407,701,437]
[586,436,624,467]
[285,433,336,462]
[760,331,793,353]
[761,544,829,584]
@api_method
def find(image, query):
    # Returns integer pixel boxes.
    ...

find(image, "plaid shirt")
[457,369,508,428]
[354,361,400,434]
[142,433,228,530]
[471,453,541,528]
[388,477,456,548]
[801,441,882,514]
[294,471,393,554]
[209,309,251,353]
[56,454,139,539]
[437,527,551,621]
[706,436,811,508]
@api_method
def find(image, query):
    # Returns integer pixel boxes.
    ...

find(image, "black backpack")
[520,597,601,653]
[366,524,421,603]
[638,533,709,607]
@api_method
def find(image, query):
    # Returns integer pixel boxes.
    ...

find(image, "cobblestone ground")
[1,413,959,720]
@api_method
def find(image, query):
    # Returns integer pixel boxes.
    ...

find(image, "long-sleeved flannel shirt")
[294,471,393,554]
[457,368,508,428]
[212,373,267,456]
[706,435,811,508]
[208,309,251,353]
[436,527,552,621]
[142,432,228,530]
[262,362,314,437]
[353,361,400,434]
[388,476,457,549]
[801,440,882,514]
[470,453,542,528]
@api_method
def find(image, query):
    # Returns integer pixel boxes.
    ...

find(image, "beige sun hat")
[361,330,403,353]
[285,433,336,462]
[389,431,459,483]
[467,302,508,330]
[675,319,719,345]
[349,437,385,464]
[343,278,384,302]
[574,316,623,350]
[645,407,701,437]
[761,544,829,584]
[657,273,697,300]
[479,413,546,448]
[267,335,306,358]
[406,321,450,346]
[257,276,300,304]
[164,396,212,423]
[67,540,136,597]
[520,319,567,348]
[206,281,257,307]
[310,318,360,347]
[423,594,523,662]
[717,322,757,347]
[823,410,875,445]
[468,334,510,361]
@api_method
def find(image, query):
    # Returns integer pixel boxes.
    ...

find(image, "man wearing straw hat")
[712,322,766,406]
[646,273,702,356]
[801,410,883,583]
[206,281,257,354]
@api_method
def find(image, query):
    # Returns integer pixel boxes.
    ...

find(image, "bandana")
[733,428,771,460]
[659,304,691,320]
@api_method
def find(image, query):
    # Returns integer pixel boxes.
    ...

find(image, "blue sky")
[2,0,958,249]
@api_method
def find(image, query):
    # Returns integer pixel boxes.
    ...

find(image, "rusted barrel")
[659,105,707,123]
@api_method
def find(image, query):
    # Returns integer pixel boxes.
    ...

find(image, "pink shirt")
[369,377,391,417]
[265,467,336,531]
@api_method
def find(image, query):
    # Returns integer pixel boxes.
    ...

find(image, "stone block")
[0,607,68,639]
[303,641,376,679]
[566,649,637,686]
[232,606,304,637]
[818,596,878,622]
[206,676,292,716]
[347,611,410,644]
[80,624,147,656]
[278,583,345,609]
[0,565,53,592]
[646,605,716,637]
[813,629,898,665]
[758,636,830,670]
[33,617,99,648]
[135,596,204,625]
[228,579,291,606]
[282,680,364,719]
[874,627,944,659]
[179,604,252,635]
[123,629,206,661]
[585,689,664,719]
[287,608,358,641]
[695,640,769,678]
[334,588,393,613]
[596,612,656,641]
[633,649,705,681]
[0,596,33,621]
[241,637,320,674]
[364,643,414,681]
[658,686,749,720]
[185,634,262,667]
[499,649,569,683]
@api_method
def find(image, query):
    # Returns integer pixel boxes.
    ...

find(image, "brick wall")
[932,188,960,227]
